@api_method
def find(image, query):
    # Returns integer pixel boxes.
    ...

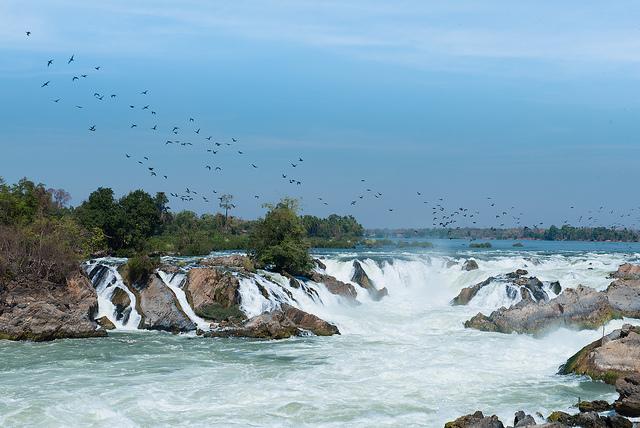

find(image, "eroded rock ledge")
[464,264,640,335]
[0,271,105,341]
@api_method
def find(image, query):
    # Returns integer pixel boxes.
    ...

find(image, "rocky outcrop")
[452,270,558,306]
[547,410,632,427]
[308,271,358,300]
[200,255,255,272]
[135,274,196,333]
[0,271,105,341]
[610,263,640,281]
[614,374,640,417]
[577,400,612,413]
[465,285,618,334]
[465,264,640,335]
[351,260,387,301]
[205,304,339,339]
[185,268,245,322]
[444,411,504,428]
[462,259,479,271]
[559,324,640,384]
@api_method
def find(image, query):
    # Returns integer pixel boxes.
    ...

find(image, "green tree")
[249,198,312,275]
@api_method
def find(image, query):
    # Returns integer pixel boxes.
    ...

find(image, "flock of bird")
[25,30,640,231]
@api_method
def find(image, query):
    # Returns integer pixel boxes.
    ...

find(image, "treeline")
[1,177,367,266]
[367,226,640,242]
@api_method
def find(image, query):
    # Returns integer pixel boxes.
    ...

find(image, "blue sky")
[2,1,640,228]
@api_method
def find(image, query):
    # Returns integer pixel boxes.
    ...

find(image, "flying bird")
[47,59,53,67]
[26,31,31,36]
[67,54,74,64]
[41,81,50,87]
[89,125,96,132]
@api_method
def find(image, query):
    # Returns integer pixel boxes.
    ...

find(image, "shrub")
[248,198,313,275]
[125,254,160,285]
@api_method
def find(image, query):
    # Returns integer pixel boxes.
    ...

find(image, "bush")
[125,254,160,285]
[470,242,492,248]
[249,198,313,275]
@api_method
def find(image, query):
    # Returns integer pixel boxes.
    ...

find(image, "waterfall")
[84,261,142,330]
[157,271,211,331]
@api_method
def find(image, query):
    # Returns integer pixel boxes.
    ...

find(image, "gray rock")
[351,260,387,300]
[137,274,196,332]
[462,259,479,271]
[444,411,504,428]
[614,374,640,417]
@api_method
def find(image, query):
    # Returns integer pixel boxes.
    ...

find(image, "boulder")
[110,287,132,324]
[610,264,640,281]
[465,286,619,335]
[577,400,612,413]
[205,304,339,339]
[0,271,105,341]
[95,316,116,330]
[351,260,387,300]
[547,410,631,428]
[452,271,555,307]
[137,274,196,332]
[308,272,358,300]
[614,374,640,417]
[185,268,245,321]
[444,411,504,428]
[559,324,640,384]
[462,259,479,271]
[314,258,327,270]
[514,410,536,427]
[606,279,640,319]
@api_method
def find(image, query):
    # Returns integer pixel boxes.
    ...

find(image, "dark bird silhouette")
[89,125,96,132]
[151,125,157,130]
[206,165,212,170]
[125,154,131,158]
[251,164,258,168]
[215,166,222,171]
[238,151,244,154]
[195,128,200,134]
[206,136,212,141]
[26,31,31,36]
[143,156,149,160]
[150,172,157,176]
[232,138,237,142]
[67,54,74,64]
[142,105,149,110]
[298,157,303,162]
[189,117,194,122]
[52,98,60,103]
[110,94,117,98]
[131,124,137,128]
[72,76,79,81]
[94,66,101,71]
[47,59,53,67]
[291,163,297,167]
[141,90,148,95]
[129,105,135,109]
[41,81,50,87]
[81,74,87,78]
[75,105,83,109]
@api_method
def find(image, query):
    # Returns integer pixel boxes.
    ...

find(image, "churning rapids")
[2,241,640,427]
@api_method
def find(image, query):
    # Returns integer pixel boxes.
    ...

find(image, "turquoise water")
[1,243,639,427]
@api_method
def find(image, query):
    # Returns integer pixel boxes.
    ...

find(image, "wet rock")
[200,255,255,272]
[451,277,494,305]
[514,410,536,427]
[610,263,640,281]
[95,316,116,330]
[444,411,504,428]
[0,271,106,341]
[462,259,479,271]
[308,272,358,300]
[550,281,562,295]
[111,287,132,324]
[559,324,640,384]
[351,260,387,301]
[137,274,196,332]
[614,374,640,417]
[452,271,554,307]
[606,279,640,319]
[185,268,245,322]
[314,258,327,270]
[577,400,612,413]
[205,304,339,339]
[465,286,619,335]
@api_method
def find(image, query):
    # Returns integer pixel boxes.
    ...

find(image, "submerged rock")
[351,260,388,300]
[200,255,255,272]
[204,304,339,339]
[0,271,105,341]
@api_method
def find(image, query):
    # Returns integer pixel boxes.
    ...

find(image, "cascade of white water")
[157,271,211,331]
[84,261,142,330]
